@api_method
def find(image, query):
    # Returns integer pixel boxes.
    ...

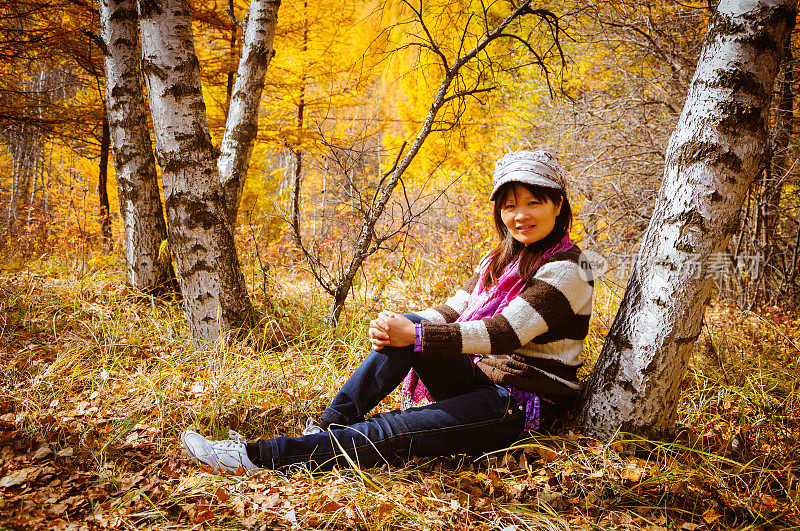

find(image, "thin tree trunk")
[766,51,793,240]
[99,0,177,294]
[26,152,38,226]
[290,93,306,247]
[98,113,112,248]
[8,140,36,236]
[290,147,303,245]
[139,0,256,342]
[763,50,793,305]
[576,0,796,438]
[40,141,53,250]
[5,147,20,237]
[218,0,281,227]
[288,2,307,248]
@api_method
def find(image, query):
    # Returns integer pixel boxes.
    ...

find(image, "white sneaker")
[301,417,324,435]
[181,429,259,475]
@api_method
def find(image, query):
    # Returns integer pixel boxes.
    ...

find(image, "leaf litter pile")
[1,264,799,530]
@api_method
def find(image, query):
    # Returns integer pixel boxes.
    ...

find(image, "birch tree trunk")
[576,0,796,438]
[218,0,281,227]
[138,0,255,341]
[6,135,37,238]
[99,0,176,294]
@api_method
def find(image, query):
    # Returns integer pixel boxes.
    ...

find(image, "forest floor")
[1,253,799,530]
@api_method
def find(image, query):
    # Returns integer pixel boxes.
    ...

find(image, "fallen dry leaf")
[215,486,231,502]
[621,466,645,483]
[702,508,720,523]
[536,447,559,463]
[32,446,52,461]
[56,447,73,458]
[0,468,34,488]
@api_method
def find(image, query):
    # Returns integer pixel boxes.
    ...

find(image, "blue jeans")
[254,314,525,471]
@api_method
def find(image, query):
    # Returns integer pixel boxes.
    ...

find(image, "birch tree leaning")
[576,0,796,438]
[137,0,280,341]
[98,0,176,294]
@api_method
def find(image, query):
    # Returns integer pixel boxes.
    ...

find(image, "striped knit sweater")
[415,245,593,407]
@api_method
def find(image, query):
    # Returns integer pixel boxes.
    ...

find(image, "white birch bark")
[576,0,796,438]
[218,0,280,227]
[138,0,255,341]
[98,0,175,293]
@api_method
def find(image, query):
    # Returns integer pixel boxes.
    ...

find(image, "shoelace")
[204,430,247,450]
[228,429,246,443]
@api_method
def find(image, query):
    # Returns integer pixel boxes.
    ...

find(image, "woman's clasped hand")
[368,310,415,350]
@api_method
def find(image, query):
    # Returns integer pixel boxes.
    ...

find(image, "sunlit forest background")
[2,0,800,529]
[2,0,717,283]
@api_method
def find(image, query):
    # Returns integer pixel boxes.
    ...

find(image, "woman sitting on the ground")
[181,149,594,474]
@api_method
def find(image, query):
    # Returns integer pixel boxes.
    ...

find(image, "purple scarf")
[401,233,574,405]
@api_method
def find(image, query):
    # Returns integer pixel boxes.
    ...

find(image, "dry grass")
[1,249,799,530]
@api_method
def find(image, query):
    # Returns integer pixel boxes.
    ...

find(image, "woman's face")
[499,183,562,246]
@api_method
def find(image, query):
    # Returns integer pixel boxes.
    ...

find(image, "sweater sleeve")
[414,269,480,324]
[419,256,593,356]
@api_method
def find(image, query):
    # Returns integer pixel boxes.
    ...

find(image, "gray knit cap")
[489,150,567,201]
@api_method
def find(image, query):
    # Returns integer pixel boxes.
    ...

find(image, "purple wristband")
[414,323,423,352]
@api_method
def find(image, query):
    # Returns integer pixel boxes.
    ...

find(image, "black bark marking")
[162,157,192,174]
[110,6,138,22]
[705,13,745,44]
[665,207,707,233]
[619,380,637,394]
[184,201,219,231]
[674,140,743,173]
[185,259,214,278]
[196,291,213,302]
[678,140,716,164]
[601,356,621,386]
[706,69,768,100]
[112,37,135,49]
[141,59,168,81]
[137,0,163,18]
[740,30,777,54]
[110,84,140,99]
[164,82,202,100]
[607,328,634,360]
[716,100,764,135]
[229,122,257,145]
[716,151,742,173]
[113,147,137,168]
[249,44,273,69]
[642,356,659,375]
[172,54,200,73]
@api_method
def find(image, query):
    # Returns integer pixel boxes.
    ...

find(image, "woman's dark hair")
[482,182,573,289]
